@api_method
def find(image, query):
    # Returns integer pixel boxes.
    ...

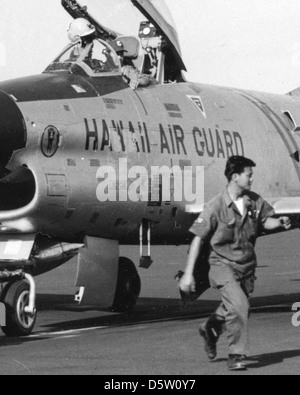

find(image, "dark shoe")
[227,354,247,371]
[199,323,217,361]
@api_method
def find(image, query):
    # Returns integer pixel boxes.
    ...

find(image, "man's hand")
[149,66,157,78]
[179,236,202,294]
[179,273,196,294]
[264,216,292,231]
[279,216,292,230]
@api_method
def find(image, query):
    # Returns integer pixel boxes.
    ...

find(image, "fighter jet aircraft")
[0,0,299,337]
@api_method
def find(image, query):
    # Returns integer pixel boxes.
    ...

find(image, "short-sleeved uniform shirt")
[190,190,275,276]
[122,66,151,89]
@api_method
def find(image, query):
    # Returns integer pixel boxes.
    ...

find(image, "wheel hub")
[16,290,36,329]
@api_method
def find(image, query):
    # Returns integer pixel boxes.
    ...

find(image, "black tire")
[1,281,37,337]
[112,258,141,313]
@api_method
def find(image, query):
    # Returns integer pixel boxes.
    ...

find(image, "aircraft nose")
[0,91,27,171]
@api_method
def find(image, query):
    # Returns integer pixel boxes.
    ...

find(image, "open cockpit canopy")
[57,0,186,83]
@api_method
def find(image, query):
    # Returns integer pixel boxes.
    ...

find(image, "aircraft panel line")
[239,93,300,183]
[243,92,300,156]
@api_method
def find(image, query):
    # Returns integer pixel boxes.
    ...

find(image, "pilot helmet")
[67,18,96,43]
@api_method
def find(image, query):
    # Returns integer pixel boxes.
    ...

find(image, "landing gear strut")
[0,273,37,337]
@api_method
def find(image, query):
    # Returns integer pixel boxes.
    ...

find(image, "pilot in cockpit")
[67,18,96,58]
[66,18,155,84]
[67,18,112,73]
[110,38,156,90]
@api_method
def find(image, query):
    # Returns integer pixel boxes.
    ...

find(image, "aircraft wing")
[266,197,300,216]
[186,197,300,217]
[185,205,204,214]
[61,0,119,40]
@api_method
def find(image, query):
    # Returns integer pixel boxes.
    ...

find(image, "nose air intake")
[0,91,27,169]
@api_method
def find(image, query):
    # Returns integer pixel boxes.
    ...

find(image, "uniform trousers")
[206,263,256,355]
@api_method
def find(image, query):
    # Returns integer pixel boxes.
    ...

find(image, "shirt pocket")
[215,219,236,244]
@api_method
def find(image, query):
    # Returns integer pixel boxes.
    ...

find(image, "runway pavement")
[0,230,300,375]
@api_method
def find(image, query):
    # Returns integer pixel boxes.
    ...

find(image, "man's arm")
[263,216,291,231]
[180,236,204,294]
[259,198,292,232]
[122,66,151,89]
[180,204,216,293]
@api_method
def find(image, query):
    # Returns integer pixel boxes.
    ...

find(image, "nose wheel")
[1,280,37,337]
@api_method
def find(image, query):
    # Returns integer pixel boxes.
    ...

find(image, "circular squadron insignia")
[41,125,60,158]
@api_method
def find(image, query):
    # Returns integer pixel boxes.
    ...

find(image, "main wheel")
[1,280,37,337]
[112,258,141,313]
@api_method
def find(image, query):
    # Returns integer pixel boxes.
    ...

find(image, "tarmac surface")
[0,230,300,375]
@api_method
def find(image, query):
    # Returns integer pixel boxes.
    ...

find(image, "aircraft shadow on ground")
[36,295,219,332]
[0,293,298,347]
[35,292,300,333]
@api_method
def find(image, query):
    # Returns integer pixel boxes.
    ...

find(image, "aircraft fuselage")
[0,72,300,245]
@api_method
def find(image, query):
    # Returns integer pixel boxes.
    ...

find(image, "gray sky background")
[1,0,300,94]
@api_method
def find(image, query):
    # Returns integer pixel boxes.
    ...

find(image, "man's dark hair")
[225,156,256,182]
